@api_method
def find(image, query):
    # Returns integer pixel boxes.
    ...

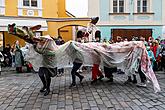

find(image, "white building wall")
[0,0,5,15]
[88,0,100,17]
[162,0,165,25]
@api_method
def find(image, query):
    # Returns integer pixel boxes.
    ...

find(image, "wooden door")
[112,29,152,42]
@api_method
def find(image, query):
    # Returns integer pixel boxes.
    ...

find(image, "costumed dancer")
[102,41,117,82]
[87,17,99,42]
[91,30,104,84]
[33,37,57,96]
[69,30,84,87]
[8,24,57,96]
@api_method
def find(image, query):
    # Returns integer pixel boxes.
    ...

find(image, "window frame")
[23,0,38,7]
[137,0,148,13]
[113,0,125,13]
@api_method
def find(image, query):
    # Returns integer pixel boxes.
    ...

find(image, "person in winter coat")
[14,41,24,73]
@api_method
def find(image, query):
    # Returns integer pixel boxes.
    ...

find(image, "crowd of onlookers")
[108,36,165,72]
[1,41,30,73]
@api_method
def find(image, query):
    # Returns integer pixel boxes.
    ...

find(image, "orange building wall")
[5,0,18,16]
[42,0,58,18]
[4,32,25,47]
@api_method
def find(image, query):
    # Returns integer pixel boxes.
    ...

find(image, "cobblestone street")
[0,68,165,110]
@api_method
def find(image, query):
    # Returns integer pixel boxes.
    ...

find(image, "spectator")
[3,44,12,67]
[14,41,24,73]
[160,43,165,71]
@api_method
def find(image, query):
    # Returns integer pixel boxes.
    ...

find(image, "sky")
[66,0,88,17]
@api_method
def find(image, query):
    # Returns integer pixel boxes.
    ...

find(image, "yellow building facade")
[0,0,90,50]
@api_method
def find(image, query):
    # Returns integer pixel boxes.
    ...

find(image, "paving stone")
[65,105,73,110]
[143,102,154,108]
[49,105,57,110]
[6,106,16,110]
[130,105,141,110]
[33,102,42,108]
[114,104,123,110]
[14,108,23,110]
[73,101,81,109]
[160,104,165,108]
[4,99,13,104]
[81,103,90,110]
[0,104,9,110]
[23,104,33,110]
[139,106,150,110]
[80,98,88,103]
[154,106,165,110]
[96,99,103,104]
[119,101,129,108]
[132,99,143,106]
[41,103,50,110]
[19,98,29,103]
[57,101,65,108]
[89,101,97,107]
[91,107,99,110]
[124,107,133,110]
[110,98,119,105]
[97,104,108,110]
[16,103,26,108]
[149,108,158,110]
[10,101,19,106]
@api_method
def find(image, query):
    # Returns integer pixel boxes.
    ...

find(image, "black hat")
[91,17,99,25]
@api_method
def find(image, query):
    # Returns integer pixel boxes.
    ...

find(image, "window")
[23,0,30,6]
[143,0,147,12]
[113,0,124,13]
[31,0,37,7]
[137,0,148,13]
[23,0,37,7]
[119,0,124,13]
[137,0,141,13]
[113,0,118,13]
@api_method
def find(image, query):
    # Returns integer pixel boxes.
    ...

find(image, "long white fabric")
[25,38,161,93]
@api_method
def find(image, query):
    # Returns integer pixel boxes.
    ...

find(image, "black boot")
[44,89,50,96]
[132,75,137,84]
[98,75,104,81]
[107,77,113,82]
[40,87,46,93]
[91,79,97,84]
[125,76,132,84]
[69,83,76,88]
[79,75,84,83]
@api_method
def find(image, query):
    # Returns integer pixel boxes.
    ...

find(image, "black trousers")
[71,62,83,84]
[161,56,165,70]
[38,67,52,90]
[138,66,146,83]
